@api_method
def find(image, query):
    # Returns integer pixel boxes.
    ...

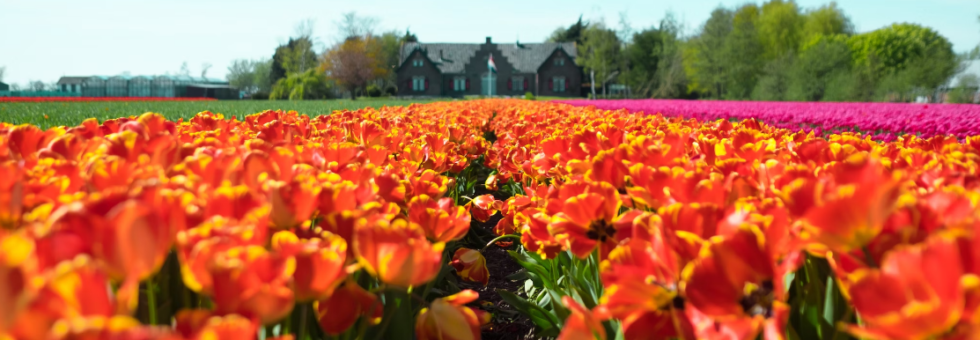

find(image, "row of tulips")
[3,98,980,340]
[0,102,508,340]
[557,99,980,142]
[0,97,218,102]
[474,100,980,339]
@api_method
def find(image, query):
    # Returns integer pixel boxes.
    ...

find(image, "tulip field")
[2,98,980,340]
[559,99,980,142]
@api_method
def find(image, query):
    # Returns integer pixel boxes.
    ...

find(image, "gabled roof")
[400,42,577,74]
[57,76,89,85]
[498,42,576,73]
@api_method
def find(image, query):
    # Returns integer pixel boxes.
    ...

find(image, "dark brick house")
[397,37,581,97]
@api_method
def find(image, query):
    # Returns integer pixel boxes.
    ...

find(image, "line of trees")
[556,1,976,102]
[227,13,417,100]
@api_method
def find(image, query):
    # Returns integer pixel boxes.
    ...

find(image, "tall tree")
[626,28,664,97]
[227,59,260,93]
[271,37,318,84]
[802,2,853,42]
[786,35,853,101]
[577,23,622,97]
[322,36,385,98]
[549,16,588,45]
[683,7,734,98]
[402,29,418,43]
[337,12,379,41]
[758,0,804,60]
[723,3,764,99]
[651,13,688,98]
[375,31,403,88]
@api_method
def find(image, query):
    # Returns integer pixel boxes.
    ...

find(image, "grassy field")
[0,99,437,129]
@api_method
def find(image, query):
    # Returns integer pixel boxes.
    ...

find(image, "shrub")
[524,92,535,100]
[366,84,382,97]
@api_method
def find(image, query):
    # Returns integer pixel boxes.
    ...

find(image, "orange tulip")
[209,245,296,325]
[48,315,180,340]
[408,194,472,242]
[683,225,789,340]
[267,178,320,230]
[315,280,383,335]
[467,194,501,223]
[416,290,483,340]
[549,182,638,259]
[801,158,901,253]
[183,313,260,340]
[831,236,965,340]
[558,296,608,340]
[354,218,444,287]
[271,229,347,301]
[451,248,489,286]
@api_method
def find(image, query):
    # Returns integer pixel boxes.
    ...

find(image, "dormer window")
[413,59,423,67]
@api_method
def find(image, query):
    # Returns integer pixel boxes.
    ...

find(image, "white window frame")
[512,76,524,92]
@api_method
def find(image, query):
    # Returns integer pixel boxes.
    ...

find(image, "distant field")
[0,99,437,128]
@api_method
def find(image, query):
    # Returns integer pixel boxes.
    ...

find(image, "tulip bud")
[451,248,489,286]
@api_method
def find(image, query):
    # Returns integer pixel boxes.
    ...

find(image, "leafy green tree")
[270,69,332,100]
[252,59,273,94]
[626,28,664,97]
[270,37,318,85]
[549,15,588,45]
[758,0,805,60]
[650,13,688,98]
[683,7,733,98]
[848,23,955,83]
[375,31,403,89]
[802,2,853,42]
[785,35,853,101]
[723,4,764,99]
[401,29,418,43]
[577,23,622,97]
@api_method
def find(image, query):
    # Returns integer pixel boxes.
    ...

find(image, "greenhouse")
[57,74,233,98]
[128,76,152,97]
[106,76,130,97]
[81,76,107,97]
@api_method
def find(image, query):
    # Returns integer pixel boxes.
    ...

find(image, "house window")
[412,76,425,91]
[454,77,466,91]
[552,77,566,92]
[511,76,524,91]
[413,59,423,67]
[554,57,565,66]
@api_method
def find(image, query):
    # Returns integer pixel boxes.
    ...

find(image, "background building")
[397,37,582,97]
[52,75,238,99]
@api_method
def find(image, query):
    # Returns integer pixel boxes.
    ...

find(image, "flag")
[488,55,497,74]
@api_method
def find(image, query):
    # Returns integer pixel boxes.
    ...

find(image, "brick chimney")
[486,37,492,44]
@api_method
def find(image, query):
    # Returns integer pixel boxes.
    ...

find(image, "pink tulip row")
[555,99,980,141]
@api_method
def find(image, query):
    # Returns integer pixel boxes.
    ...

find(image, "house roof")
[57,76,89,84]
[400,42,577,74]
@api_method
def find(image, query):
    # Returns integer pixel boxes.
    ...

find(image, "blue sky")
[0,0,977,86]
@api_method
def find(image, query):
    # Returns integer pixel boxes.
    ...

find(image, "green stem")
[297,303,308,340]
[481,234,521,252]
[146,277,158,325]
[282,309,292,335]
